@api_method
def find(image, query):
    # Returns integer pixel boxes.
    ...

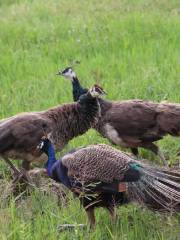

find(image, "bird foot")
[9,171,32,197]
[11,168,32,186]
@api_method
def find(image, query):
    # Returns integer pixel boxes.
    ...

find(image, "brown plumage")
[62,144,180,227]
[95,100,180,165]
[62,144,133,183]
[0,85,105,175]
[59,67,180,166]
[41,140,180,228]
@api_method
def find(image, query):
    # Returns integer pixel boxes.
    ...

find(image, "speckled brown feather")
[62,144,133,183]
[61,144,180,212]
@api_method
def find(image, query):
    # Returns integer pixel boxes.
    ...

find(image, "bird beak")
[56,71,62,76]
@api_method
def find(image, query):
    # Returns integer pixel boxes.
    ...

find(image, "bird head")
[56,67,76,80]
[89,84,107,98]
[37,137,51,155]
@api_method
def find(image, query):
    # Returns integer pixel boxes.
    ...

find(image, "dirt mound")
[0,168,68,207]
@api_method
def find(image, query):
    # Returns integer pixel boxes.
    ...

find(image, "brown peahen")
[58,67,180,166]
[0,85,105,181]
[39,138,180,228]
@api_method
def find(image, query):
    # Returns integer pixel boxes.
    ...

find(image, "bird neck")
[78,91,98,110]
[45,91,99,148]
[72,76,87,101]
[45,143,57,176]
[72,76,81,87]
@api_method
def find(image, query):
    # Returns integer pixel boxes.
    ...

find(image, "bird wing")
[103,100,161,140]
[0,112,52,154]
[62,144,137,184]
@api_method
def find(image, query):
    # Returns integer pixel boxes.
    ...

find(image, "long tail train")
[127,163,180,212]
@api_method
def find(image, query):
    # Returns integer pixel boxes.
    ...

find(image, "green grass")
[0,0,180,239]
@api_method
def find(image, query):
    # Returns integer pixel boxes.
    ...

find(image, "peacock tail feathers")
[127,164,180,212]
[62,143,180,212]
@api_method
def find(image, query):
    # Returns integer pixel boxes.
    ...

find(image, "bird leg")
[4,157,31,184]
[22,160,31,171]
[141,143,168,167]
[107,205,117,223]
[157,149,168,167]
[86,208,96,229]
[4,157,22,176]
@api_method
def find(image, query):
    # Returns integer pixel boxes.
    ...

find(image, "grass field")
[0,0,180,239]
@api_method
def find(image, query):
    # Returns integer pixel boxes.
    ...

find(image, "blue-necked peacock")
[38,137,180,228]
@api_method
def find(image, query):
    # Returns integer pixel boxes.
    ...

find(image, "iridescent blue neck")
[45,143,57,176]
[72,76,88,101]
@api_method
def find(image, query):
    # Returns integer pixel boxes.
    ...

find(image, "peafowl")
[59,67,88,101]
[57,67,180,166]
[39,137,180,228]
[0,85,105,181]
